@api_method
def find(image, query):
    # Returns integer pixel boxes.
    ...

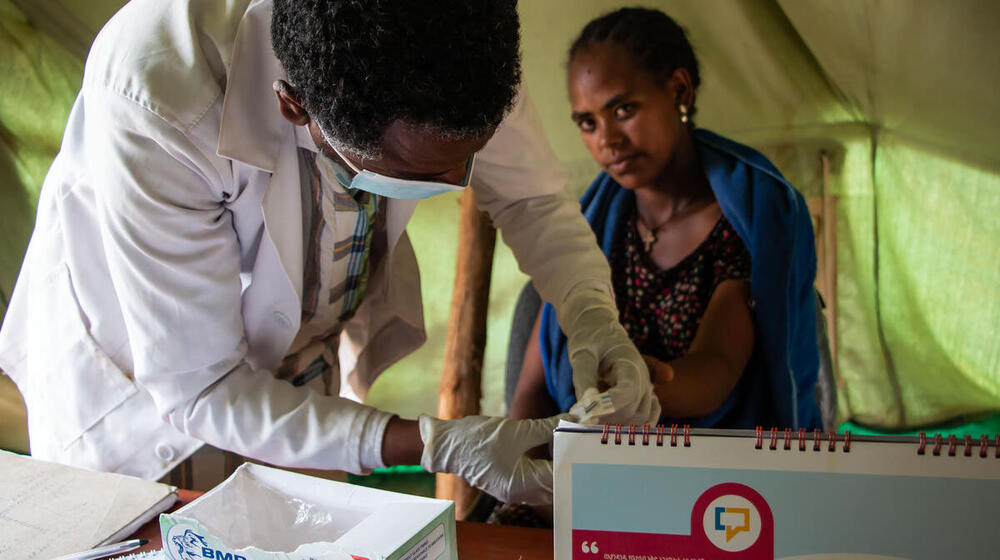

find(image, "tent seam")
[869,125,906,426]
[772,0,863,123]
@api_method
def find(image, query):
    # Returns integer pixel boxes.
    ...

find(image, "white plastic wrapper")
[182,466,368,551]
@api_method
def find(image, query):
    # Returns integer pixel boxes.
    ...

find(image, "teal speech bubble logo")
[703,494,762,552]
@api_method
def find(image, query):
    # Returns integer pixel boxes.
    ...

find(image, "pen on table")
[52,538,149,560]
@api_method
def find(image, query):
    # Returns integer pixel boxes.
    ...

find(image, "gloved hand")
[418,414,567,505]
[560,287,661,425]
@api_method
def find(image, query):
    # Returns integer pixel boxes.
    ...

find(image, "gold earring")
[679,104,689,124]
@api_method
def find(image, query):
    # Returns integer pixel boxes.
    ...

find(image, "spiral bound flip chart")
[553,422,1000,560]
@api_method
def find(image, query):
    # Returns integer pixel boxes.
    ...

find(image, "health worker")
[0,0,659,504]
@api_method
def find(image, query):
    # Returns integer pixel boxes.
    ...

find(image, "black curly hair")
[272,0,522,159]
[569,7,701,117]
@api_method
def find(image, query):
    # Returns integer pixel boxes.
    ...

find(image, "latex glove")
[560,288,661,425]
[418,414,567,505]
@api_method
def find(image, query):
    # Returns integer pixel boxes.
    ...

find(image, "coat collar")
[217,0,419,290]
[217,0,286,172]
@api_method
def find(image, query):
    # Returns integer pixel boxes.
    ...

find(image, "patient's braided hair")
[272,0,522,159]
[569,7,701,118]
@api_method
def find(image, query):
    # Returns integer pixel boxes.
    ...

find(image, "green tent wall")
[1,1,997,454]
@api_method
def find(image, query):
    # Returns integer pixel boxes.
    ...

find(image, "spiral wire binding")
[598,423,688,447]
[915,431,999,457]
[758,427,851,453]
[594,424,998,457]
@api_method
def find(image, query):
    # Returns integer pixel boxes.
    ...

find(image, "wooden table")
[120,490,553,559]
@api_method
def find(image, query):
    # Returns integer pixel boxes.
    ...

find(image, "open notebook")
[0,450,177,558]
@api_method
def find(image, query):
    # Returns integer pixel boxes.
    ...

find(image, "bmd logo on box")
[166,526,248,560]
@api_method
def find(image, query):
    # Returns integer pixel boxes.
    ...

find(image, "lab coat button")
[273,311,292,328]
[155,443,175,462]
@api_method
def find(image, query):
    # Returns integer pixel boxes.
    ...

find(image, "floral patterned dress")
[611,210,751,363]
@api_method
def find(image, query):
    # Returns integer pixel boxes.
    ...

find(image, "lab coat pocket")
[22,265,137,450]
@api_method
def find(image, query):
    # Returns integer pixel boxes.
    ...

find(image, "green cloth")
[777,0,1000,427]
[842,412,1000,439]
[859,134,999,426]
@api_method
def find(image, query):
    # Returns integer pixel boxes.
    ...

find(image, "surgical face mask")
[327,144,476,200]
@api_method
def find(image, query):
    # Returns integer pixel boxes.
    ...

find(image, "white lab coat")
[0,0,611,480]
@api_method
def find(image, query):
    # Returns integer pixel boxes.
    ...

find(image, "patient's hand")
[642,354,675,383]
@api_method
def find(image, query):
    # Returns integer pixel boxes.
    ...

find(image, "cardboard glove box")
[159,463,455,560]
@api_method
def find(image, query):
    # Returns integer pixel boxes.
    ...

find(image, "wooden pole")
[436,189,496,519]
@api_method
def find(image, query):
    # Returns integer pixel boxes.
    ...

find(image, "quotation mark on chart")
[581,541,600,554]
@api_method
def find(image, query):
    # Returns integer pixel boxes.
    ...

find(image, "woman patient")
[509,7,823,430]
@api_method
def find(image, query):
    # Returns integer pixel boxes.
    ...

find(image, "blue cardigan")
[539,129,822,430]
